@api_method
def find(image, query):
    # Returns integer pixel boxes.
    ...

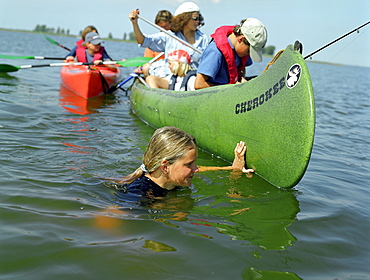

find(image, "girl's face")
[185,12,200,31]
[168,60,179,74]
[166,148,199,187]
[86,42,101,54]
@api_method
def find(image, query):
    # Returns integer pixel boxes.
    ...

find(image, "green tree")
[128,32,135,41]
[263,45,276,56]
[108,32,113,39]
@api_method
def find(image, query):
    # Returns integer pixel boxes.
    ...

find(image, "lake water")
[0,30,369,279]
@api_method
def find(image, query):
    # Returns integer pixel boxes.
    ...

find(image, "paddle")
[137,14,202,54]
[0,57,153,73]
[0,54,66,60]
[107,52,164,94]
[118,56,152,67]
[41,33,71,51]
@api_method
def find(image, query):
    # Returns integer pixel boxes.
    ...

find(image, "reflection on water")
[0,72,20,87]
[101,168,299,251]
[59,84,106,115]
[96,169,301,278]
[242,267,302,279]
[142,240,177,252]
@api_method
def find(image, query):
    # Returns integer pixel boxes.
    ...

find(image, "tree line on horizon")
[32,25,275,55]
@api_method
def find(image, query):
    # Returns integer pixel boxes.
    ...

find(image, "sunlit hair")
[81,25,98,41]
[233,20,250,46]
[171,12,204,33]
[168,60,194,77]
[119,126,197,184]
[155,10,172,24]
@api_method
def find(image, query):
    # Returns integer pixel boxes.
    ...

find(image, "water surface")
[0,30,369,279]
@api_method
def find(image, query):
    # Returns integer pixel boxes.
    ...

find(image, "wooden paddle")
[0,57,153,73]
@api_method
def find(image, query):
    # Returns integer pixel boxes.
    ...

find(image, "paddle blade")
[42,34,59,46]
[0,54,34,60]
[116,57,152,67]
[0,64,19,72]
[41,33,71,51]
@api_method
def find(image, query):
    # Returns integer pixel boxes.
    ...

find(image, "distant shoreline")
[0,27,136,43]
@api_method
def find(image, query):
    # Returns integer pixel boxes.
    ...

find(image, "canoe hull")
[60,65,121,99]
[130,44,315,188]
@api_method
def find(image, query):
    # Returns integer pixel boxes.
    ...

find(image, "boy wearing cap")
[195,18,267,89]
[74,32,113,65]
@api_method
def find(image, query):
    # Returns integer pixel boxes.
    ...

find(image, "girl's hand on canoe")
[232,141,247,170]
[232,141,254,173]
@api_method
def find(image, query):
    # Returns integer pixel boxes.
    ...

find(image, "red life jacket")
[76,39,84,49]
[76,46,105,63]
[210,26,250,84]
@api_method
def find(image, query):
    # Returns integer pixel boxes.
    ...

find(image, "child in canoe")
[146,49,196,91]
[66,32,114,67]
[111,126,254,202]
[195,18,267,89]
[65,25,97,59]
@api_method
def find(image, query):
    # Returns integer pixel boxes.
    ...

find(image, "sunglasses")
[192,16,200,21]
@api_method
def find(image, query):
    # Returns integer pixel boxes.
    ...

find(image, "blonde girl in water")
[115,126,254,201]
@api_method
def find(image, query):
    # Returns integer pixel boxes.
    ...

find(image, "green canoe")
[130,43,315,188]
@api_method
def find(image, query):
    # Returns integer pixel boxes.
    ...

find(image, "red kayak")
[60,64,121,99]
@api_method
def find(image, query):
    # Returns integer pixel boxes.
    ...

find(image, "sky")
[1,0,369,67]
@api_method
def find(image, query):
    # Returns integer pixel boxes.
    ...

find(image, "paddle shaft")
[304,21,370,60]
[0,54,66,60]
[0,61,118,72]
[112,51,164,91]
[137,15,202,54]
[0,56,153,73]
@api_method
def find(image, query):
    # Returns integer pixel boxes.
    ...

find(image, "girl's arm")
[198,141,254,173]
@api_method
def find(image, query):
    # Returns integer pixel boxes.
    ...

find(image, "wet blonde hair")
[120,126,197,184]
[168,60,194,77]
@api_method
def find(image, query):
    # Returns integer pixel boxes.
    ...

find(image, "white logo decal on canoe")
[286,64,302,89]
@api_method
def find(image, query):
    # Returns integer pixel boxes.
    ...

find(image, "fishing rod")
[304,21,370,60]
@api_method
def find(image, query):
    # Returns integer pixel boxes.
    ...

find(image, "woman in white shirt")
[128,2,209,78]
